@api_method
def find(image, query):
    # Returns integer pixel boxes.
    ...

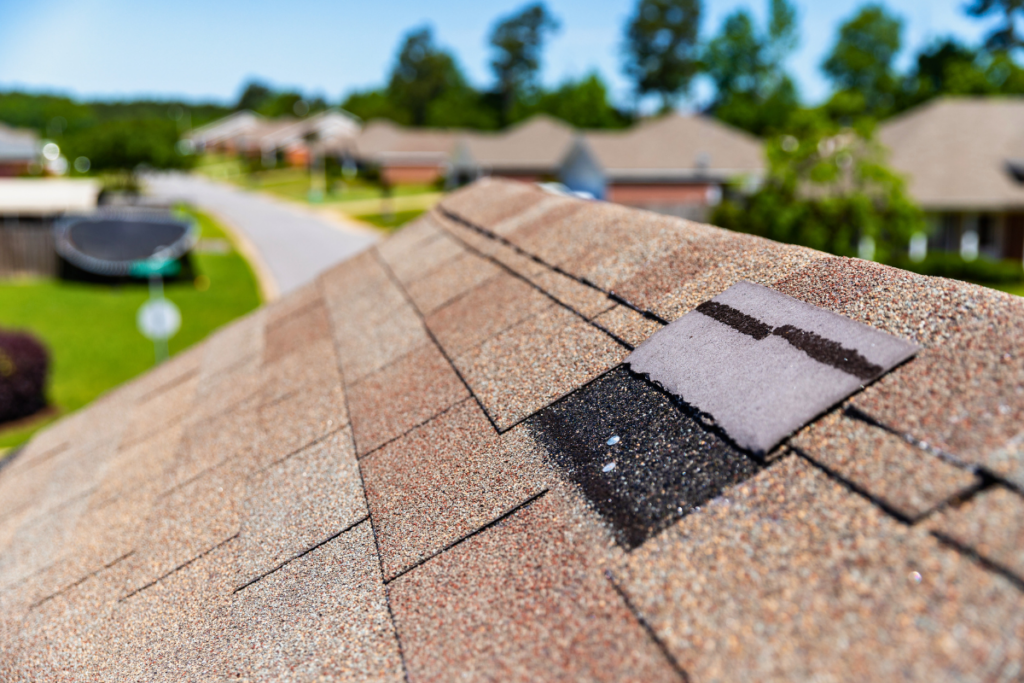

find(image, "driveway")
[146,173,378,298]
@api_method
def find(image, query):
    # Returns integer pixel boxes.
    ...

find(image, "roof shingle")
[3,178,1023,680]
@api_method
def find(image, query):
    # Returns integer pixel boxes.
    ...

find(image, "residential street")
[147,173,378,297]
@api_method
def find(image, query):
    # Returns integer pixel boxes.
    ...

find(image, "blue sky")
[0,0,1001,107]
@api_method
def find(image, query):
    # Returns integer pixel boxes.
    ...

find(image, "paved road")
[146,173,378,297]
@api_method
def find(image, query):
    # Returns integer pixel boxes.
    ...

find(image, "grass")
[0,207,261,449]
[197,157,436,205]
[358,209,427,231]
[982,281,1024,297]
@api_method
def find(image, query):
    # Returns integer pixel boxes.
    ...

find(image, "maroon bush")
[0,330,50,424]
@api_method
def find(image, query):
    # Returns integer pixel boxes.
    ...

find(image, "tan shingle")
[880,97,1024,210]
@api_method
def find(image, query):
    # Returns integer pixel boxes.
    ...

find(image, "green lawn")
[0,207,261,449]
[983,281,1024,297]
[358,209,427,231]
[202,160,435,205]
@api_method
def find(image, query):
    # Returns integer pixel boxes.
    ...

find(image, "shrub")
[0,330,50,424]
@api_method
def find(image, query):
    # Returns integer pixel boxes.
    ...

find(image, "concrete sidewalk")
[146,173,378,298]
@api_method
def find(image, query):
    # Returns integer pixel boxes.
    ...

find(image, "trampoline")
[55,209,198,277]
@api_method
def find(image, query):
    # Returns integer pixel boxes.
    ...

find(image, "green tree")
[489,3,561,123]
[257,92,305,118]
[426,89,500,129]
[67,119,192,178]
[711,112,923,264]
[340,88,409,125]
[895,37,1024,111]
[703,0,799,135]
[622,0,702,111]
[822,4,903,117]
[523,73,629,128]
[966,0,1024,51]
[235,81,273,112]
[388,26,470,126]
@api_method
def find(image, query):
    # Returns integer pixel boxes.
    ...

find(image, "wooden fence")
[0,222,57,278]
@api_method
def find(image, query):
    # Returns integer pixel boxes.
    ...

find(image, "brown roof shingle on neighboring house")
[452,114,576,175]
[584,113,765,182]
[3,178,1024,681]
[343,119,460,167]
[880,96,1024,211]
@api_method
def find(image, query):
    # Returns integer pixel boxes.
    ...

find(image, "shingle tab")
[425,270,551,358]
[628,280,919,454]
[791,410,978,520]
[235,429,365,587]
[454,304,628,430]
[362,399,546,580]
[930,486,1024,581]
[615,455,1024,682]
[348,341,469,456]
[389,491,682,682]
[231,523,405,681]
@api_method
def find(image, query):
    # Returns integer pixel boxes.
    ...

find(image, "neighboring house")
[572,114,764,220]
[0,123,40,177]
[245,110,361,167]
[451,115,576,184]
[191,110,360,167]
[341,120,459,186]
[880,97,1024,263]
[450,114,763,220]
[188,111,264,154]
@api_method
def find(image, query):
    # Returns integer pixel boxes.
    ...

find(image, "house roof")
[453,115,576,174]
[187,110,264,147]
[244,110,360,152]
[583,114,764,182]
[0,122,39,163]
[3,178,1024,680]
[345,120,460,167]
[879,97,1024,211]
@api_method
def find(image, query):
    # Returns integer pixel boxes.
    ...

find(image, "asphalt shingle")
[792,409,979,520]
[615,455,1024,682]
[453,303,628,430]
[4,177,1024,680]
[929,486,1024,581]
[627,280,918,454]
[347,341,469,456]
[389,491,683,682]
[235,429,364,588]
[362,399,547,580]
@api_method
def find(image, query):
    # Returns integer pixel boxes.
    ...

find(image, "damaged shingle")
[529,366,762,549]
[628,281,919,455]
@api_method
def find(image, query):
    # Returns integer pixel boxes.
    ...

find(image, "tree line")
[335,0,1024,135]
[3,0,1023,160]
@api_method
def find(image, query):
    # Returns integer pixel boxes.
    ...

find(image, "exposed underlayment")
[530,366,763,549]
[2,178,1024,681]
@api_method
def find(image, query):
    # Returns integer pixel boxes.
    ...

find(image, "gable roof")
[452,115,576,173]
[879,97,1024,211]
[2,178,1024,680]
[345,120,460,166]
[583,113,764,181]
[187,110,264,147]
[247,110,360,151]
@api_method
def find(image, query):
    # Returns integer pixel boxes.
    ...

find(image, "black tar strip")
[695,301,883,381]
